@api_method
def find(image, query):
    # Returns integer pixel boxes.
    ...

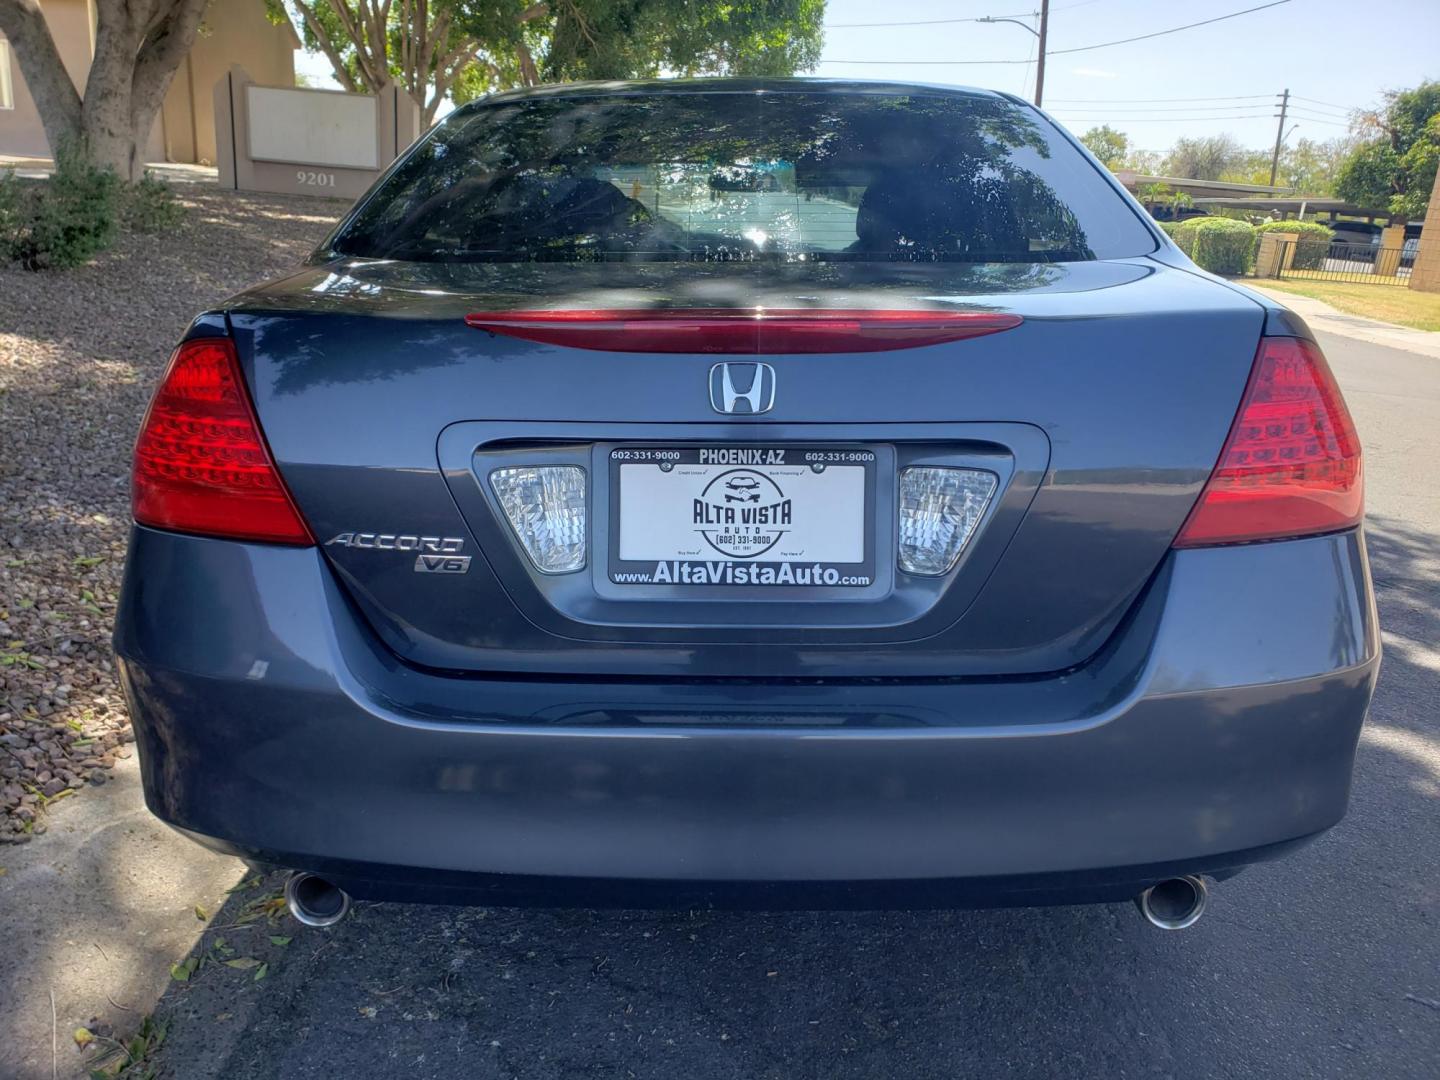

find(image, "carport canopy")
[1188,196,1407,224]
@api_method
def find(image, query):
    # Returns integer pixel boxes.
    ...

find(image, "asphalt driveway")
[122,329,1440,1080]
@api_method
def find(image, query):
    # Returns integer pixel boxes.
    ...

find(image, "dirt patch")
[0,187,342,843]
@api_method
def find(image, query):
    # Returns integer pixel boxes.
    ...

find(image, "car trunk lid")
[228,256,1263,678]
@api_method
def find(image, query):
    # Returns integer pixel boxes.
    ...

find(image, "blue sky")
[294,0,1439,153]
[814,0,1439,153]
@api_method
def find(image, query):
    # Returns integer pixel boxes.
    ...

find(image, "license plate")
[608,446,877,587]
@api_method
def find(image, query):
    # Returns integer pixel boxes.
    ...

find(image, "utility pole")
[1269,88,1290,188]
[1035,0,1050,108]
[978,6,1049,107]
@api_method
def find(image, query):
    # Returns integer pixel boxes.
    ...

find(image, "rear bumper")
[114,526,1379,908]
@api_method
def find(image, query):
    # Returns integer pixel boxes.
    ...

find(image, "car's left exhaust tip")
[284,871,351,928]
[1135,875,1208,930]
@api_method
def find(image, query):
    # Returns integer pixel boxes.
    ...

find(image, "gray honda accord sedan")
[114,80,1377,930]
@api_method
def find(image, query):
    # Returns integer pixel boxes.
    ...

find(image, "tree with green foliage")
[1215,148,1274,186]
[1334,81,1440,219]
[1137,181,1172,212]
[266,0,826,125]
[1274,136,1359,195]
[1079,125,1128,169]
[1136,181,1192,220]
[1162,134,1246,181]
[1120,147,1162,174]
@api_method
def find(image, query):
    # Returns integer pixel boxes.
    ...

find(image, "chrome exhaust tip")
[1135,875,1208,930]
[284,871,351,928]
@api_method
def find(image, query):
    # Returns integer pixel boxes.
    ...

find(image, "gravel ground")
[0,188,342,843]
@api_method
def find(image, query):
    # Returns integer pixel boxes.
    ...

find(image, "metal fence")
[1274,239,1415,286]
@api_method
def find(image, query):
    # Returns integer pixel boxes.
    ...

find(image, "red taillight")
[464,308,1022,353]
[132,338,313,545]
[1174,335,1362,548]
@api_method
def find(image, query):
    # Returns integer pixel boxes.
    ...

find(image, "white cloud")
[1071,67,1118,79]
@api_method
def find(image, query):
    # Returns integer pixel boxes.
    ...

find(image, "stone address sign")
[215,65,421,199]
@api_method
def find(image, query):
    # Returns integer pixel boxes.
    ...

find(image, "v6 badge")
[415,554,471,574]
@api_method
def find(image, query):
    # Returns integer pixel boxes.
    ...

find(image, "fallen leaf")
[194,904,208,921]
[73,1027,95,1048]
[254,962,269,982]
[224,957,261,970]
[268,935,291,947]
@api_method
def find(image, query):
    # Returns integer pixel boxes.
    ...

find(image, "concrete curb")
[0,756,242,1079]
[1248,285,1440,361]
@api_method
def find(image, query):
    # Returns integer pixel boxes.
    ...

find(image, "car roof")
[472,77,1020,110]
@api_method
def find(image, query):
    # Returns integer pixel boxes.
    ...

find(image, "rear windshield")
[331,90,1156,264]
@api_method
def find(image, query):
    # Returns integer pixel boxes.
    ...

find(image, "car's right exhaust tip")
[1135,875,1208,930]
[284,871,351,928]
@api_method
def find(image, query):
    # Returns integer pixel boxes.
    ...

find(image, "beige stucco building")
[0,0,297,165]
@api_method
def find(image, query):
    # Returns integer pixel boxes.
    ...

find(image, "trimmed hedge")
[1168,219,1197,256]
[1157,220,1184,240]
[1173,217,1257,275]
[1255,220,1334,270]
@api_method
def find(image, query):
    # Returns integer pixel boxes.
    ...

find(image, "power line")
[1284,113,1352,128]
[1052,94,1354,114]
[1046,94,1274,103]
[1018,11,1040,98]
[822,0,1126,29]
[1287,104,1352,119]
[1288,104,1351,116]
[823,57,1036,65]
[1046,103,1285,113]
[1048,0,1292,55]
[1052,113,1285,122]
[825,11,1036,29]
[1292,95,1354,111]
[823,0,1293,65]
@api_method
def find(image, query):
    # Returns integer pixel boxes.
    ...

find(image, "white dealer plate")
[608,446,877,588]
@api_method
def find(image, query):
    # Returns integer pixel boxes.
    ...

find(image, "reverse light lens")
[465,309,1022,354]
[490,466,587,573]
[132,338,312,545]
[1174,336,1362,547]
[898,467,998,576]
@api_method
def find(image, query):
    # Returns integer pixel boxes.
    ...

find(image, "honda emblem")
[709,362,776,415]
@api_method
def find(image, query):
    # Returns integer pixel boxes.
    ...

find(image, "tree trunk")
[0,0,83,153]
[1,0,208,180]
[124,0,210,175]
[83,3,145,176]
[83,0,210,181]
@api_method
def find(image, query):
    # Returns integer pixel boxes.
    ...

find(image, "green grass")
[1256,279,1440,333]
